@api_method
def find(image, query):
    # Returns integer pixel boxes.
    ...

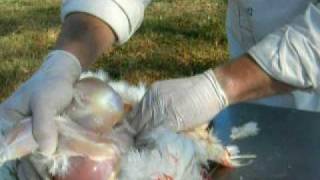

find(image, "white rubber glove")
[0,50,81,155]
[128,70,228,139]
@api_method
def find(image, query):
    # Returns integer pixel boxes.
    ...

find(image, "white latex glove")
[0,50,81,155]
[128,70,228,139]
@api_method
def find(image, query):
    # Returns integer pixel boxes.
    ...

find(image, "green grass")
[0,0,228,101]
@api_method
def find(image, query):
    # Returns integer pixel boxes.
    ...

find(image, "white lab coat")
[227,0,320,111]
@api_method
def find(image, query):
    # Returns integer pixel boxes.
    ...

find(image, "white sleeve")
[61,0,150,45]
[248,3,320,92]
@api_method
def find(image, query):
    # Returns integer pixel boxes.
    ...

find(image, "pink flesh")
[54,156,118,180]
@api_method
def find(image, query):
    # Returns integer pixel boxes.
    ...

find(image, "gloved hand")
[128,69,228,139]
[0,50,81,155]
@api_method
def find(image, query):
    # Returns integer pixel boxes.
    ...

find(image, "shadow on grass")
[0,5,60,37]
[140,17,226,44]
[99,52,223,81]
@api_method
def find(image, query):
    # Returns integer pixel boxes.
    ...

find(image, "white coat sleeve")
[248,3,320,92]
[61,0,151,45]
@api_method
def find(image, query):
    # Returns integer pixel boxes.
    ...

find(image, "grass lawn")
[0,0,228,101]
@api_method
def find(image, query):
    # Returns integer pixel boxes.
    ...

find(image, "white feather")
[47,155,70,176]
[108,81,146,105]
[79,70,109,82]
[120,128,203,180]
[230,122,260,140]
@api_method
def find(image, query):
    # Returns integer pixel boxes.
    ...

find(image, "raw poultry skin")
[53,156,119,180]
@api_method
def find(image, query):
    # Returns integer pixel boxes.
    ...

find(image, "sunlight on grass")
[0,0,228,100]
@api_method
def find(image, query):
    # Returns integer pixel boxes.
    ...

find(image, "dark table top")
[210,103,320,180]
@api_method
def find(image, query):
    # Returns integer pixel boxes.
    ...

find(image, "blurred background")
[0,0,228,100]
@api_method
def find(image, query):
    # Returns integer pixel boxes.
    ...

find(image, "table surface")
[210,103,320,180]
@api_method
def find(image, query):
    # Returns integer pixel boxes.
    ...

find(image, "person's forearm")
[214,54,294,105]
[55,13,116,68]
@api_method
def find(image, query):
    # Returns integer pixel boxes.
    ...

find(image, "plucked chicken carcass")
[0,71,255,180]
